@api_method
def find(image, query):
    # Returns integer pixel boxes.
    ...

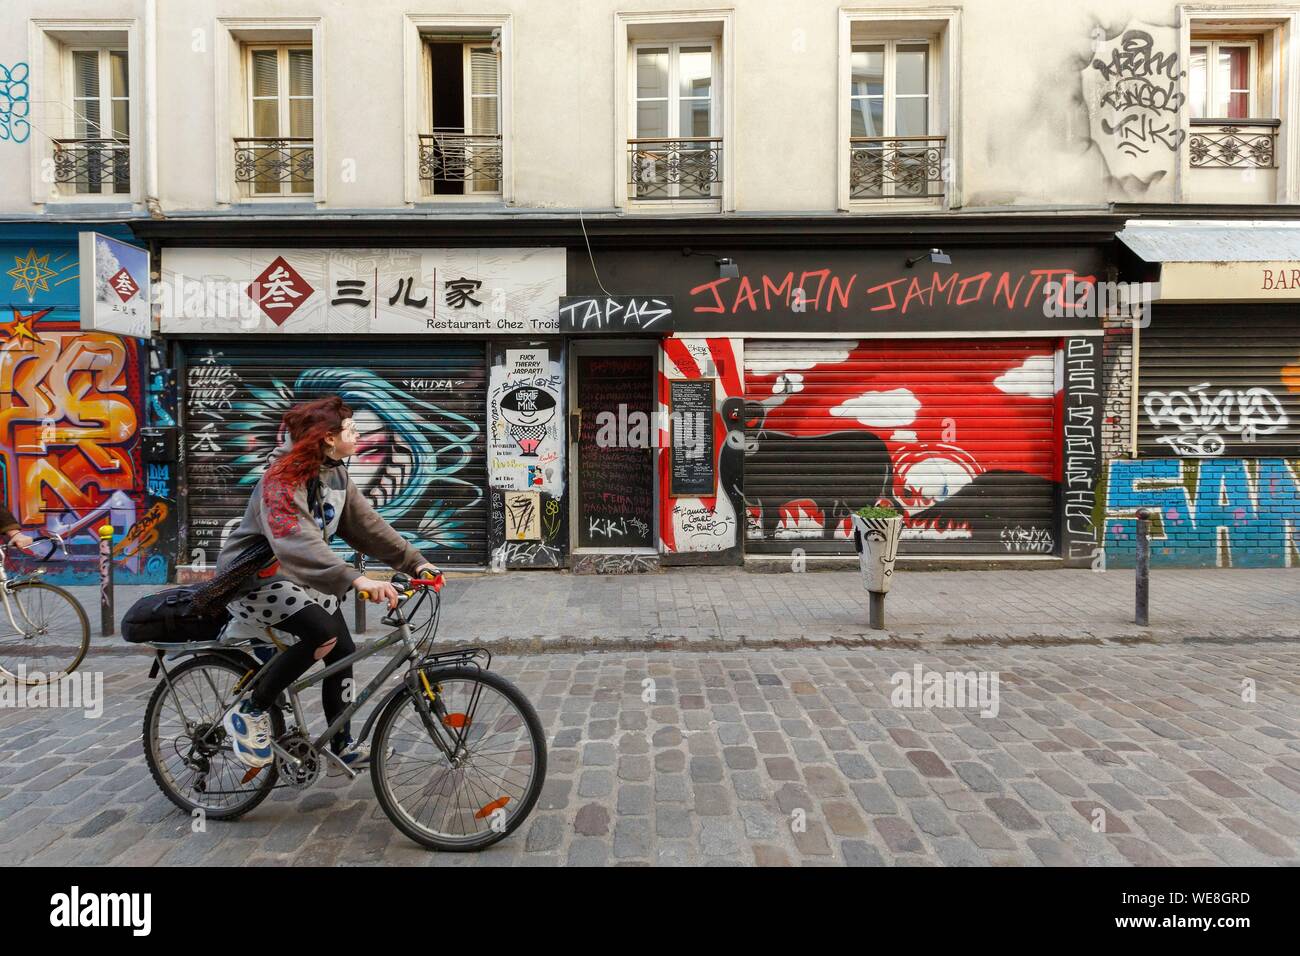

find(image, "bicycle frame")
[150,585,491,782]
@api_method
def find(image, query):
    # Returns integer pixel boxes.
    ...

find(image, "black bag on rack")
[121,538,275,644]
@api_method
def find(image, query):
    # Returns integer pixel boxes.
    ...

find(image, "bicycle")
[138,569,547,851]
[0,532,92,686]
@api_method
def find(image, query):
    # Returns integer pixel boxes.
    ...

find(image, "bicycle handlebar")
[357,569,443,603]
[2,532,67,563]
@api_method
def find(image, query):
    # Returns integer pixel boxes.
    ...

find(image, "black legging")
[249,602,356,753]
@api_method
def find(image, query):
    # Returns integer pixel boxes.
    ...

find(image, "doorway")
[569,341,657,552]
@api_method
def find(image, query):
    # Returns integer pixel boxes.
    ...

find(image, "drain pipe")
[1129,309,1141,458]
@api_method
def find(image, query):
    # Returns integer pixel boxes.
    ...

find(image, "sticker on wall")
[503,491,542,540]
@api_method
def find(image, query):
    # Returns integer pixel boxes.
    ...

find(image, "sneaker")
[328,739,371,775]
[223,698,273,769]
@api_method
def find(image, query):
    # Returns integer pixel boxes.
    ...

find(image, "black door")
[576,354,654,548]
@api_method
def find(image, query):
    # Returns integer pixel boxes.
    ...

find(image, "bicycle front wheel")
[371,666,547,852]
[0,581,91,685]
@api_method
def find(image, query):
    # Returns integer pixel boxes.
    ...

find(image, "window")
[239,45,313,197]
[59,47,130,195]
[1189,40,1256,118]
[850,39,939,199]
[630,41,719,200]
[421,39,502,196]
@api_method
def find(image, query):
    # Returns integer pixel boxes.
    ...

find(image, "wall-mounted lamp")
[905,248,952,268]
[683,246,740,279]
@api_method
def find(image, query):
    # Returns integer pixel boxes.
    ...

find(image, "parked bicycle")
[138,569,547,851]
[0,532,92,685]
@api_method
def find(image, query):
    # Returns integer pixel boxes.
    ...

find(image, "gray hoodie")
[214,448,426,600]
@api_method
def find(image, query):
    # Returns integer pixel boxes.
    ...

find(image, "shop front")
[564,239,1112,569]
[159,245,565,575]
[1109,222,1300,568]
[0,223,168,584]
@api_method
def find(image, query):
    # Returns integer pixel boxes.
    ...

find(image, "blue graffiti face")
[228,366,482,552]
[1105,458,1300,568]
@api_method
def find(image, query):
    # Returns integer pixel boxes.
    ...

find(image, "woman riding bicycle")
[215,395,437,771]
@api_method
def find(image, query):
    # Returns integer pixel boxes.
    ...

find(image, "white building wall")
[1,0,1295,215]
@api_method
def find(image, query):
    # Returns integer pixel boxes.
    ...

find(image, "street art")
[1105,458,1300,568]
[490,539,562,569]
[0,62,30,144]
[487,345,565,568]
[488,348,562,492]
[659,338,744,555]
[185,352,483,560]
[0,315,158,581]
[1079,23,1184,194]
[503,491,541,540]
[1000,525,1055,554]
[1143,382,1288,457]
[743,340,1068,554]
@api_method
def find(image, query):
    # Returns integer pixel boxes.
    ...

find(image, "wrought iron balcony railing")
[52,138,131,195]
[628,137,722,200]
[418,131,503,194]
[233,137,314,197]
[1188,118,1279,169]
[850,135,947,201]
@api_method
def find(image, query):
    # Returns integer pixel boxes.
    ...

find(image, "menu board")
[577,356,655,548]
[669,379,716,498]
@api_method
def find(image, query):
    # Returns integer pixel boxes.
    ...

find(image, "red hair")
[265,395,352,489]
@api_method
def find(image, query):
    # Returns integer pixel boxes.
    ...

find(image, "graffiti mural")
[1105,458,1300,568]
[1079,23,1183,196]
[184,349,486,566]
[659,338,744,556]
[1144,382,1288,457]
[486,342,565,568]
[0,315,159,581]
[743,340,1065,555]
[1139,308,1300,459]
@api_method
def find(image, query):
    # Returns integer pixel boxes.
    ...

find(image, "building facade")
[1,0,1297,577]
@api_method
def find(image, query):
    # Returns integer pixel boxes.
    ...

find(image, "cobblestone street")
[3,640,1299,866]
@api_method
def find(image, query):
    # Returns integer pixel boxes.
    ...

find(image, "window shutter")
[468,46,499,135]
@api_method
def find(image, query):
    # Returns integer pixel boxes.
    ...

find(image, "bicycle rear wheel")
[143,654,282,820]
[371,666,547,851]
[0,581,90,685]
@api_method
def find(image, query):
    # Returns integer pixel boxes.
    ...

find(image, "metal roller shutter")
[744,339,1060,555]
[1139,305,1299,458]
[184,343,488,569]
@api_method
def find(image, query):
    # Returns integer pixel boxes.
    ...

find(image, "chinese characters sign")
[79,232,150,339]
[160,247,565,334]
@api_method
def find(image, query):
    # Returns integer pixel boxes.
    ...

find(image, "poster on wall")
[669,378,717,497]
[79,232,151,339]
[160,247,565,335]
[489,347,564,494]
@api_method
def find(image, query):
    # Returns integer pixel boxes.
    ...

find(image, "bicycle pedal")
[321,748,359,779]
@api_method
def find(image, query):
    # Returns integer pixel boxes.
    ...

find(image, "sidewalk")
[72,566,1300,652]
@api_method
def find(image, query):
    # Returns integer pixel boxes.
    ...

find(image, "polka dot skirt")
[231,580,339,628]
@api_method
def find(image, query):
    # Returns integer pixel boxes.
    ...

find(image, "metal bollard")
[869,591,886,631]
[352,553,367,635]
[98,523,115,636]
[1135,508,1150,627]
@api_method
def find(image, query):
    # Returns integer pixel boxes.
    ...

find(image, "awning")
[1118,220,1300,301]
